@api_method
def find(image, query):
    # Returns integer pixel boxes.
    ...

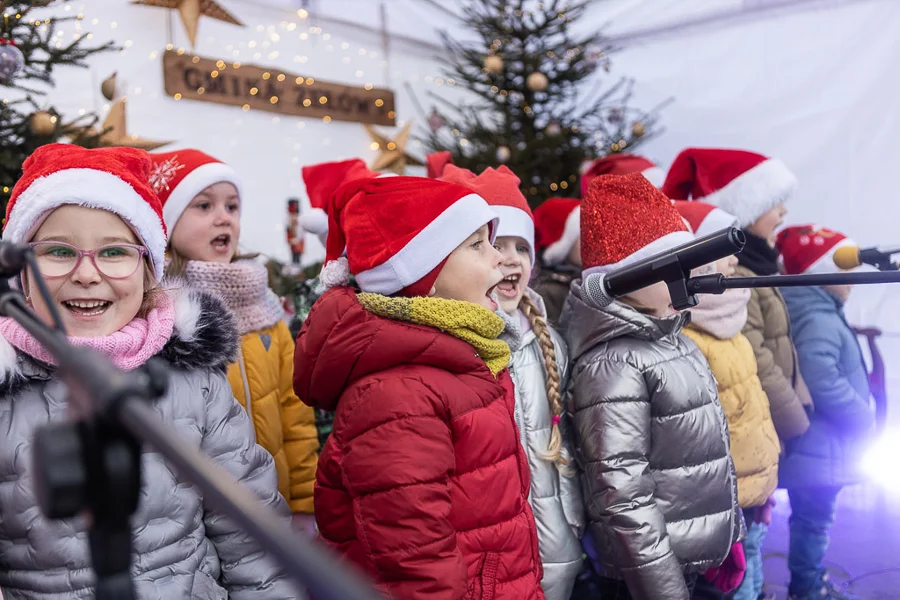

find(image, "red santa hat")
[426,151,454,179]
[534,198,581,266]
[775,225,856,275]
[582,173,693,274]
[319,176,498,296]
[439,164,535,263]
[662,148,797,228]
[673,200,738,238]
[300,158,378,246]
[581,153,664,196]
[4,143,167,280]
[148,149,242,232]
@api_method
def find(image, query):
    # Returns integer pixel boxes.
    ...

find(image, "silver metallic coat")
[560,281,743,600]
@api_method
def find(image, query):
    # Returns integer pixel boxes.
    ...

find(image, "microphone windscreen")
[833,245,861,270]
[582,272,614,308]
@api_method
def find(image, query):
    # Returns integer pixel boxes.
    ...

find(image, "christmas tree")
[423,0,666,206]
[0,1,116,213]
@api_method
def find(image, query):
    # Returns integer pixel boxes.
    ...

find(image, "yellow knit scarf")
[356,293,510,376]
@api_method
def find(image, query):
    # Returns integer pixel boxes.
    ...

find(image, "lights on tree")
[526,71,548,92]
[545,122,561,136]
[496,145,511,162]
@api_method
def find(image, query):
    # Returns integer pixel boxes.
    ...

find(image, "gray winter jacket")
[560,281,742,600]
[0,286,297,600]
[498,291,585,600]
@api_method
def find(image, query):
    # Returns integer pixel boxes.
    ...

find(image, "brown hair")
[165,244,258,278]
[519,293,572,474]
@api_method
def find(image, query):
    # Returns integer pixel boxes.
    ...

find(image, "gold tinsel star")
[366,122,424,175]
[70,99,171,151]
[132,0,244,48]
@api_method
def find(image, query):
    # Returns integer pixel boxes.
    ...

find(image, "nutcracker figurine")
[286,198,305,266]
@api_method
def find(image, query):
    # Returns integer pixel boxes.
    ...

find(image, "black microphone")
[0,241,33,277]
[582,227,745,311]
[833,245,900,271]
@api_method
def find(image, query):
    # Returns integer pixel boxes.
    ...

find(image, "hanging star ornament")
[132,0,244,48]
[366,121,424,175]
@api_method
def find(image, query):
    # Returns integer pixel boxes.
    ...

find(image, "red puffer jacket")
[294,288,544,600]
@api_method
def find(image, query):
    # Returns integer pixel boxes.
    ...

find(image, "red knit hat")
[582,173,693,274]
[439,164,535,263]
[533,198,580,266]
[673,200,738,238]
[581,153,664,196]
[662,148,797,228]
[319,176,498,296]
[4,143,167,279]
[775,225,855,275]
[148,149,242,231]
[300,158,378,245]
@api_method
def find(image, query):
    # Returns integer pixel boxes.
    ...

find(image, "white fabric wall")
[609,0,900,411]
[30,0,465,264]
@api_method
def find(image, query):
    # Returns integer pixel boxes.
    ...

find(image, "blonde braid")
[519,293,571,473]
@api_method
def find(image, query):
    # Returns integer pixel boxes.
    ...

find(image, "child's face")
[170,182,241,263]
[494,236,533,315]
[747,203,786,247]
[26,205,146,337]
[715,254,739,276]
[623,280,675,318]
[431,224,504,311]
[568,235,583,267]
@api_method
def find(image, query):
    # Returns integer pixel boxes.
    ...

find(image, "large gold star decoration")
[132,0,244,48]
[366,122,424,175]
[69,99,171,151]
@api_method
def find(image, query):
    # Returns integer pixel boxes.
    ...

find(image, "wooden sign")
[162,50,396,126]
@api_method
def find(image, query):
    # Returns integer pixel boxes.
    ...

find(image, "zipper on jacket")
[236,346,257,444]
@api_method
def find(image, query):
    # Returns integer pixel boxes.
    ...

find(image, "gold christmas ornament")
[29,111,57,136]
[496,145,511,163]
[366,121,424,175]
[131,0,244,49]
[526,71,549,92]
[631,122,645,137]
[101,72,118,101]
[483,54,503,74]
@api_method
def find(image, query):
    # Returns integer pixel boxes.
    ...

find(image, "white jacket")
[499,290,585,600]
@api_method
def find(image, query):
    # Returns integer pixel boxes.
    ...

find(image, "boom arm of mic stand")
[0,288,383,600]
[687,270,900,295]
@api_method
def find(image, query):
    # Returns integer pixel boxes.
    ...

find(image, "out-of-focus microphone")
[582,227,745,311]
[833,245,900,271]
[0,241,33,277]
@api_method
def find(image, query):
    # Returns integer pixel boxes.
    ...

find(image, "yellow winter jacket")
[683,326,780,508]
[227,320,318,513]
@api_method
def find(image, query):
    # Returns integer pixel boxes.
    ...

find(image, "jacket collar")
[0,282,239,397]
[496,288,546,353]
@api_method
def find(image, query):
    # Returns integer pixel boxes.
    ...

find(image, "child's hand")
[702,542,746,593]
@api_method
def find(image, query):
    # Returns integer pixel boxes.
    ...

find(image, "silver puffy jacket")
[499,291,585,600]
[0,287,297,600]
[560,281,742,600]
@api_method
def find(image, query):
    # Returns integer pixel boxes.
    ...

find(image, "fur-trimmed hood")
[0,281,239,396]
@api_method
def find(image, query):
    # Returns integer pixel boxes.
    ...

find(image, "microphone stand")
[686,270,900,296]
[0,255,382,600]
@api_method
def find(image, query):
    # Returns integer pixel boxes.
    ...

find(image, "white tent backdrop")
[23,0,900,391]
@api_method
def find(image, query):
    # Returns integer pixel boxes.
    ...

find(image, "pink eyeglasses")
[28,242,149,279]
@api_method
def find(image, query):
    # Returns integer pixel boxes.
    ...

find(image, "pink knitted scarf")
[0,291,176,371]
[180,259,285,335]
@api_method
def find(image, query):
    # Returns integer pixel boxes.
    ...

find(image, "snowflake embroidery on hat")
[149,155,185,194]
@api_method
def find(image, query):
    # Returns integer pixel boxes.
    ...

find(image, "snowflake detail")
[149,156,185,195]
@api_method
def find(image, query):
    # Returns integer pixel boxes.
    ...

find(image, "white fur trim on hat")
[641,166,666,188]
[805,237,857,275]
[355,193,499,295]
[492,205,535,264]
[5,168,166,279]
[543,206,580,266]
[701,158,797,227]
[162,161,242,231]
[297,208,328,235]
[694,207,739,239]
[583,230,695,276]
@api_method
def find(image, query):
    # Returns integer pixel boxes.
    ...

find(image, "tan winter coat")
[735,264,812,441]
